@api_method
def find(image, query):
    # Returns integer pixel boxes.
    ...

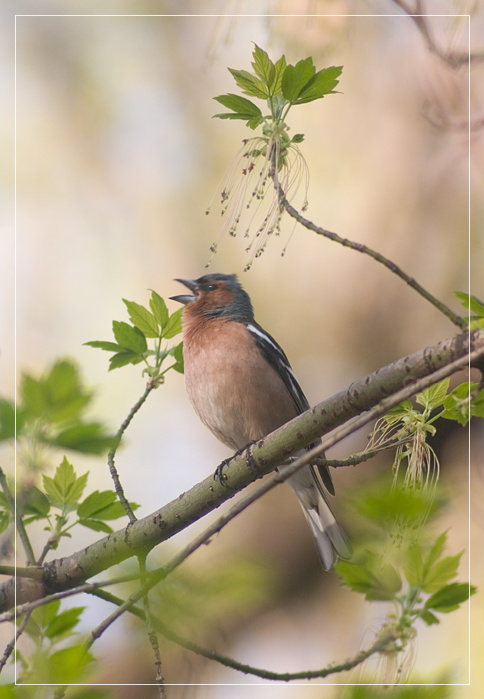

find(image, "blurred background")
[1,0,483,696]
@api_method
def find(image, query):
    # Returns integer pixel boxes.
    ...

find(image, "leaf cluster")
[386,376,484,430]
[15,598,95,686]
[20,457,139,546]
[403,532,475,623]
[140,556,275,639]
[0,359,114,457]
[213,44,342,129]
[336,479,475,632]
[85,290,183,381]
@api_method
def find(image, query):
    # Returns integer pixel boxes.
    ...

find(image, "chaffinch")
[170,273,351,570]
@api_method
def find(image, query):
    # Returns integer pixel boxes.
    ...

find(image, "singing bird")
[170,273,351,569]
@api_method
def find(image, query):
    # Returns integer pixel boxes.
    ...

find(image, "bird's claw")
[214,459,230,486]
[214,442,264,486]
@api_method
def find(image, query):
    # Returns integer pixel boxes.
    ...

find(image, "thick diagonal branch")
[2,330,481,612]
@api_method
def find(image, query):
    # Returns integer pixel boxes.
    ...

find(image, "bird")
[170,272,351,570]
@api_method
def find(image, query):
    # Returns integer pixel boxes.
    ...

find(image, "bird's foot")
[214,457,231,486]
[214,442,263,486]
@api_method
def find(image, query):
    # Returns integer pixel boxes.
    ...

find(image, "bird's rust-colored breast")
[182,317,297,450]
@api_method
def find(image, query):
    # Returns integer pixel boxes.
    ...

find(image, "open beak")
[169,278,199,305]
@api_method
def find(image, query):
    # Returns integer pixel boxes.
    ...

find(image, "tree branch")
[270,160,465,330]
[85,588,401,681]
[392,0,484,67]
[1,330,481,612]
[108,382,155,523]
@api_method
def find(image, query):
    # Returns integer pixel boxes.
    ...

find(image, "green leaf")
[20,373,47,418]
[425,531,448,571]
[23,487,51,517]
[149,290,169,328]
[78,518,114,533]
[403,544,425,587]
[293,65,343,104]
[162,307,183,339]
[108,350,144,371]
[416,378,450,411]
[78,489,138,520]
[42,458,88,508]
[425,582,476,612]
[441,382,484,425]
[213,112,264,128]
[468,317,484,329]
[335,561,400,601]
[0,509,11,534]
[64,468,88,503]
[84,340,123,352]
[44,361,91,420]
[454,291,484,317]
[419,609,440,625]
[112,321,148,354]
[379,563,402,596]
[213,93,263,118]
[32,599,61,629]
[51,423,114,455]
[47,645,93,684]
[0,684,15,698]
[97,500,139,520]
[422,552,463,593]
[0,399,16,441]
[251,44,275,89]
[281,57,315,103]
[123,299,160,338]
[172,341,184,373]
[441,382,471,425]
[355,484,438,526]
[272,55,287,96]
[267,93,288,122]
[228,68,268,99]
[77,490,116,519]
[43,458,74,506]
[17,360,94,428]
[472,387,484,418]
[21,615,43,640]
[45,606,86,639]
[384,400,413,422]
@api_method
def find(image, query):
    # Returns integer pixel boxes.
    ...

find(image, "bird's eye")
[205,284,217,292]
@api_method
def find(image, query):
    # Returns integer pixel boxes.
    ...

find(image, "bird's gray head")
[170,273,255,321]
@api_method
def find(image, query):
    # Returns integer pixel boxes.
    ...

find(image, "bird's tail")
[287,465,352,571]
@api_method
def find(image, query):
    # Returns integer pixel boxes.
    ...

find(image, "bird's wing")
[245,321,335,495]
[245,322,309,414]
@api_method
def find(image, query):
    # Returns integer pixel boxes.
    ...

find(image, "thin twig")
[392,0,484,67]
[269,147,465,330]
[309,440,412,471]
[0,564,44,579]
[0,612,32,674]
[108,380,166,692]
[155,618,399,681]
[88,585,400,682]
[108,382,155,523]
[138,554,166,697]
[0,573,139,623]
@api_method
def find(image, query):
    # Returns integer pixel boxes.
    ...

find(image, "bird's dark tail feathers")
[287,465,352,571]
